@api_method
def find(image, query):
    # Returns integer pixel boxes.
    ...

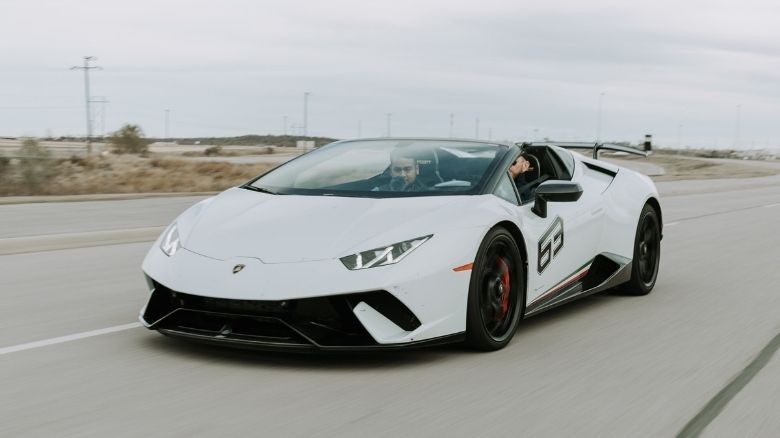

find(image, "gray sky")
[1,0,779,148]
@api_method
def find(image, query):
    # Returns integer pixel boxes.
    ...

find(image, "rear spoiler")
[520,141,648,160]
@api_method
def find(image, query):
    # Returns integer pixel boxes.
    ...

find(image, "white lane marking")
[0,322,141,356]
[664,222,680,227]
[0,226,165,256]
[764,203,780,208]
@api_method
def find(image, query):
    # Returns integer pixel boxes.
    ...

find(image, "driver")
[509,155,536,202]
[376,148,428,192]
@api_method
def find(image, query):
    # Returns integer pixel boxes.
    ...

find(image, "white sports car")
[140,138,662,351]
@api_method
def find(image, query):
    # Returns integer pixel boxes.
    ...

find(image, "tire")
[465,226,525,351]
[619,203,661,296]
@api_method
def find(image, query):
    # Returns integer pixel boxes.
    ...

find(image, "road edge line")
[677,331,780,437]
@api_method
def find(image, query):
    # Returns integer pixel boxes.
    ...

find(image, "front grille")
[160,310,311,346]
[176,293,291,316]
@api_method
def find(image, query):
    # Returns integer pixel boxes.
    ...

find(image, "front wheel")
[619,204,661,295]
[465,227,524,351]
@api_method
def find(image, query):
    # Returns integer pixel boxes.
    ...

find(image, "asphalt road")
[1,168,780,437]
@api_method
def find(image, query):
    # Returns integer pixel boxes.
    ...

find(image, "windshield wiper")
[242,185,279,195]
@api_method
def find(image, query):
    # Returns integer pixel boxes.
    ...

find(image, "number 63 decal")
[538,216,564,274]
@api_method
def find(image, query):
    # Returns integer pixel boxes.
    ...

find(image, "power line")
[0,105,81,110]
[174,118,289,134]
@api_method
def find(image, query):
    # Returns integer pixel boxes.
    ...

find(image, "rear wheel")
[619,204,661,295]
[465,227,524,351]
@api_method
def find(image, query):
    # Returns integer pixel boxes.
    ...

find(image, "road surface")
[1,165,780,437]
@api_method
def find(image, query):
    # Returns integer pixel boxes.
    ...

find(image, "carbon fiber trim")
[524,253,631,317]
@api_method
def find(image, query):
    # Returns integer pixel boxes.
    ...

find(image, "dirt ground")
[603,152,779,181]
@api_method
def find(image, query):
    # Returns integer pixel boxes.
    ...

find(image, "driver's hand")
[510,157,533,178]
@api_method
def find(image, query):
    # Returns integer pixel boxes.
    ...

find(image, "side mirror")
[532,181,583,218]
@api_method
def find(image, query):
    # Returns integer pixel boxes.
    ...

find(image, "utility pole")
[89,96,109,139]
[71,56,101,154]
[475,117,480,139]
[677,124,683,148]
[734,104,742,149]
[283,115,288,136]
[449,113,454,138]
[303,92,310,137]
[164,109,170,139]
[596,91,606,143]
[386,113,392,137]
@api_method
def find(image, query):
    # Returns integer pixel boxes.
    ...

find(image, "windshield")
[247,139,509,197]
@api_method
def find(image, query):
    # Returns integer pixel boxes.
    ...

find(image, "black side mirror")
[532,181,583,218]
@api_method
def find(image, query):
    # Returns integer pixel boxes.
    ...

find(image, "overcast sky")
[1,0,779,148]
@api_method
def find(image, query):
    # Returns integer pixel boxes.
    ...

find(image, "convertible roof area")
[520,141,648,159]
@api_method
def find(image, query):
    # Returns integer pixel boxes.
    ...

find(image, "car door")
[516,148,606,312]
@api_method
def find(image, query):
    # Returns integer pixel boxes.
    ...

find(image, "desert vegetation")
[0,152,10,178]
[0,153,275,196]
[2,134,777,198]
[17,138,56,189]
[46,134,337,149]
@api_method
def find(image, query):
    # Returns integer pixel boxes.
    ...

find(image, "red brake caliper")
[496,257,511,319]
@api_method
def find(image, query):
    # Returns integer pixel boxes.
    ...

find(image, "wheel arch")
[645,196,663,239]
[493,220,529,316]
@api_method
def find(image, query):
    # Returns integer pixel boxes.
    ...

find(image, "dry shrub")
[67,155,111,170]
[0,153,9,178]
[18,138,55,189]
[204,145,223,156]
[111,124,148,154]
[149,159,179,169]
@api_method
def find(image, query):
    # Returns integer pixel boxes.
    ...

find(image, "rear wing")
[520,141,648,160]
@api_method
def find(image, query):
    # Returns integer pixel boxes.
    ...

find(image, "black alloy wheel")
[466,227,524,351]
[620,204,661,295]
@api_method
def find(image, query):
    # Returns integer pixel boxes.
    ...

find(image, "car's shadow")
[139,289,633,369]
[140,334,460,369]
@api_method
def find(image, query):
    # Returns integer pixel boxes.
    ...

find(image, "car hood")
[181,188,475,263]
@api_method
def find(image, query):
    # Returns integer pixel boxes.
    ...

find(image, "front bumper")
[139,223,491,350]
[140,280,463,350]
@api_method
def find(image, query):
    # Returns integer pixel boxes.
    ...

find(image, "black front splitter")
[156,328,465,353]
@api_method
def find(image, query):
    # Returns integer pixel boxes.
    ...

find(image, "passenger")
[377,148,428,192]
[509,155,536,202]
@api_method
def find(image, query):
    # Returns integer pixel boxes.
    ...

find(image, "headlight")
[160,223,181,257]
[340,235,431,270]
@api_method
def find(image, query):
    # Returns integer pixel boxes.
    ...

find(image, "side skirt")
[524,253,631,317]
